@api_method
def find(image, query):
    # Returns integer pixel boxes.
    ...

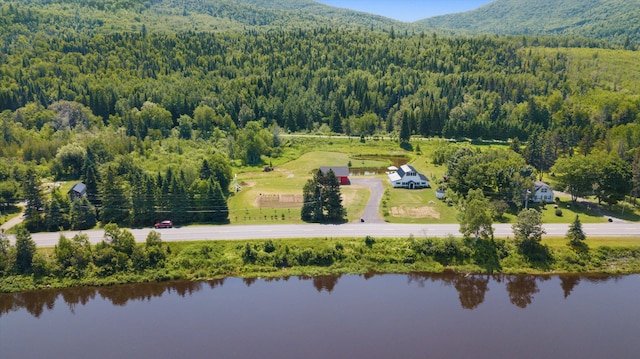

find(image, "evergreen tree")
[324,170,346,221]
[99,165,131,225]
[312,170,325,222]
[70,196,97,230]
[301,169,346,223]
[399,112,411,143]
[200,159,212,180]
[190,179,210,222]
[82,146,101,206]
[169,174,189,225]
[301,179,317,222]
[44,189,71,231]
[566,215,586,246]
[209,153,233,195]
[131,173,156,226]
[209,179,229,223]
[330,111,343,133]
[14,225,36,274]
[23,167,44,231]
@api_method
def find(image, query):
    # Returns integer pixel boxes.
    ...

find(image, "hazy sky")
[316,0,493,22]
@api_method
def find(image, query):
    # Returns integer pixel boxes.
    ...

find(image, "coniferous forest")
[1,0,640,233]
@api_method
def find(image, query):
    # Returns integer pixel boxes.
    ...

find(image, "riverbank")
[2,235,640,293]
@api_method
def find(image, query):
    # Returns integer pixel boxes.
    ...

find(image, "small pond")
[349,155,409,176]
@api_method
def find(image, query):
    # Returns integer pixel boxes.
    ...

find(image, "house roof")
[534,181,550,191]
[320,166,349,177]
[388,172,402,182]
[69,182,87,194]
[400,164,415,173]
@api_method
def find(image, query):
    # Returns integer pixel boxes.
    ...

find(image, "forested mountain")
[2,0,640,232]
[0,0,399,35]
[418,0,640,47]
[4,0,637,46]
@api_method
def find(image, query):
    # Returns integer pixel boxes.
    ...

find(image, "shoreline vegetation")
[2,227,640,293]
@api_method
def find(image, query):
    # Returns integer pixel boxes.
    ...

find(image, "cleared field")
[228,137,640,226]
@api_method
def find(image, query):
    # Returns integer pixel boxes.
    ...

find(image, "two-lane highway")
[11,221,640,247]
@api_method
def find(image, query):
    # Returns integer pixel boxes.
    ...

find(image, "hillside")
[0,0,400,35]
[418,0,640,47]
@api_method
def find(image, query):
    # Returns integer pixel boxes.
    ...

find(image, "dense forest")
[1,0,640,233]
[420,0,640,47]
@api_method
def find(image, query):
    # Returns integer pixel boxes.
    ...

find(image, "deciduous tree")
[459,189,494,241]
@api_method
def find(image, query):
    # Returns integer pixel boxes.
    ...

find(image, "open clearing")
[390,205,441,219]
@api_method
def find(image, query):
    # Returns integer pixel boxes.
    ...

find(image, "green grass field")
[226,136,640,226]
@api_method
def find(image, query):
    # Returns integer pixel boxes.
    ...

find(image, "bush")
[555,209,563,216]
[264,240,276,253]
[365,236,376,247]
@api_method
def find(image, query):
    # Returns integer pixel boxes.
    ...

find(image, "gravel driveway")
[349,177,385,223]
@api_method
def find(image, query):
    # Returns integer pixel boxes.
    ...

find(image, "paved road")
[7,221,640,247]
[0,202,26,231]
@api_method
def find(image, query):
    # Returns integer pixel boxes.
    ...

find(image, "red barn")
[320,166,350,185]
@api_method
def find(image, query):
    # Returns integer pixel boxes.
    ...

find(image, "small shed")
[320,166,350,185]
[68,182,87,202]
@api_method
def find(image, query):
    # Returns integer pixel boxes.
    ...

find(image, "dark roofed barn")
[68,182,87,202]
[319,166,350,185]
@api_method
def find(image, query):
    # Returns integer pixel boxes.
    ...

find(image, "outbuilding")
[68,182,87,202]
[320,166,350,185]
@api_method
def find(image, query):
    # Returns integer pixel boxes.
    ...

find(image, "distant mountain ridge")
[2,0,637,46]
[417,0,640,46]
[0,0,400,34]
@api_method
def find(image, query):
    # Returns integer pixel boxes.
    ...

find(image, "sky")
[316,0,494,22]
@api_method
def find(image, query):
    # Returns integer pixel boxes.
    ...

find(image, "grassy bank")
[2,235,640,293]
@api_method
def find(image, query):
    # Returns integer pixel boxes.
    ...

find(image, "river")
[1,273,639,358]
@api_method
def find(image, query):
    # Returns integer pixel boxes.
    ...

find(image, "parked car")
[154,220,173,229]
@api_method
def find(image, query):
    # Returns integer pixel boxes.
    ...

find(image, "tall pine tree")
[23,167,44,231]
[209,179,229,223]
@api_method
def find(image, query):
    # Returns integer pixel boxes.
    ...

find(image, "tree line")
[2,23,638,143]
[0,224,169,281]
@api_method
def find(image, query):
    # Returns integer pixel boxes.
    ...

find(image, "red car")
[154,220,173,229]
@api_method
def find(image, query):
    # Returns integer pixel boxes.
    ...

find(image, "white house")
[532,181,554,203]
[388,165,430,189]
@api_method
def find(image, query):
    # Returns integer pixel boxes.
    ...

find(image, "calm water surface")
[2,273,639,359]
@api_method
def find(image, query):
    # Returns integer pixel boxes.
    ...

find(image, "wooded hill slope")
[0,0,399,34]
[3,0,638,47]
[418,0,640,47]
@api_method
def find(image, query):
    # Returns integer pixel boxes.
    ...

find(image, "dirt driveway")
[350,177,385,223]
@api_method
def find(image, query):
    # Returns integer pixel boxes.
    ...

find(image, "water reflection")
[506,275,544,308]
[0,273,625,318]
[349,155,409,176]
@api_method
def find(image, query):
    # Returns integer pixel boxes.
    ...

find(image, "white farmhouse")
[532,181,554,203]
[388,165,430,189]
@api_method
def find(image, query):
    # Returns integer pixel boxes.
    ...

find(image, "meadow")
[227,135,636,226]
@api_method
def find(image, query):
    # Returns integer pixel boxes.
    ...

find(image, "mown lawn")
[227,136,640,226]
[228,150,372,224]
